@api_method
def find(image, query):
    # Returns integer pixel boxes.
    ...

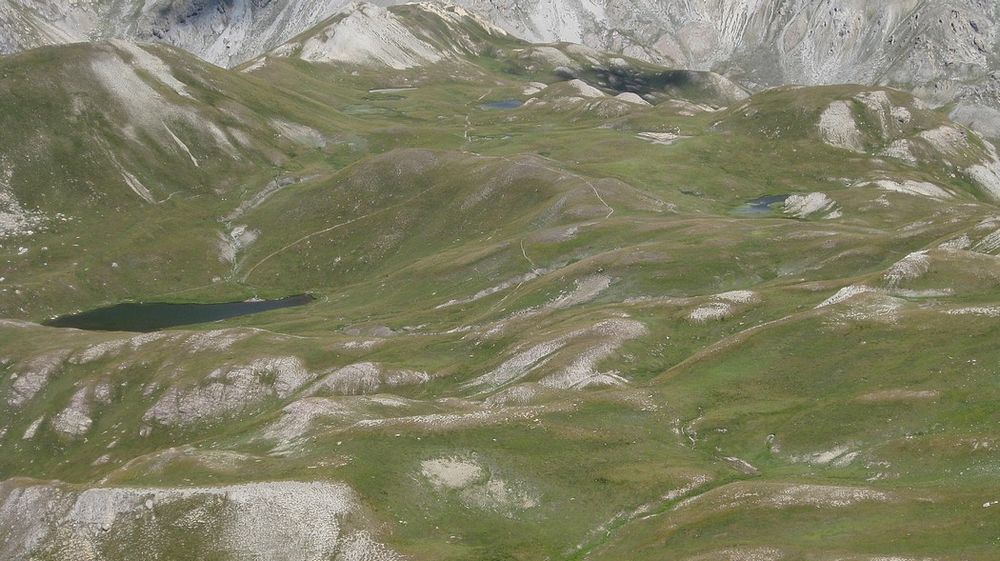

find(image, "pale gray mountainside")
[2,0,1000,131]
[0,0,349,67]
[461,0,1000,135]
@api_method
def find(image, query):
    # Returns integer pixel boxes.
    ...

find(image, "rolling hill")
[1,3,999,561]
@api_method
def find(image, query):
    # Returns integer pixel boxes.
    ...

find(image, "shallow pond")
[481,100,523,110]
[44,295,314,332]
[734,194,789,215]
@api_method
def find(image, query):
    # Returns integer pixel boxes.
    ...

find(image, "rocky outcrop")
[0,478,403,561]
[0,0,345,67]
[308,362,431,396]
[3,1,999,125]
[456,1,1000,111]
[143,357,313,428]
[5,350,69,408]
[51,386,93,438]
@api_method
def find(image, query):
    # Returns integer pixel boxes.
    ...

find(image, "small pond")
[734,194,789,215]
[43,295,314,332]
[481,100,523,110]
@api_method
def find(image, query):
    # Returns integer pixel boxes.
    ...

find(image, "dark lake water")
[734,194,789,215]
[43,295,314,332]
[481,100,523,110]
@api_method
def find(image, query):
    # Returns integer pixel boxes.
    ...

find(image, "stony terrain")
[4,0,1000,135]
[0,2,999,561]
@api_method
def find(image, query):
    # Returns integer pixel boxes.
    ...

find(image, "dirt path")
[520,239,537,270]
[499,154,615,219]
[240,184,439,282]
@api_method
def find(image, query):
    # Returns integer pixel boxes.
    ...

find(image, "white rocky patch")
[891,106,913,125]
[880,139,917,164]
[939,235,972,251]
[308,362,430,395]
[688,302,731,322]
[637,131,687,145]
[241,57,268,73]
[460,478,539,516]
[262,397,356,445]
[783,192,838,219]
[615,92,650,106]
[917,126,969,156]
[51,386,93,438]
[462,319,647,390]
[522,81,548,96]
[703,547,784,561]
[864,179,953,200]
[143,357,312,427]
[270,120,327,148]
[339,339,383,351]
[831,293,904,323]
[818,100,864,153]
[539,319,647,390]
[70,338,129,365]
[688,290,759,322]
[790,445,860,467]
[678,483,890,512]
[483,383,547,408]
[973,229,1000,254]
[421,457,484,489]
[0,160,45,238]
[337,531,406,561]
[93,381,113,404]
[767,484,889,508]
[21,416,44,440]
[527,46,576,67]
[436,270,541,309]
[225,174,300,222]
[857,389,940,402]
[946,306,1000,318]
[351,404,560,432]
[185,329,255,352]
[412,1,508,36]
[816,285,876,308]
[547,274,611,309]
[714,290,755,304]
[90,47,186,130]
[218,225,259,264]
[420,456,538,516]
[668,99,720,115]
[884,251,930,288]
[111,40,193,99]
[853,90,893,133]
[88,44,236,162]
[164,122,199,167]
[965,139,1000,201]
[567,79,605,98]
[463,339,566,391]
[118,167,156,203]
[296,4,444,69]
[0,479,401,561]
[6,351,69,408]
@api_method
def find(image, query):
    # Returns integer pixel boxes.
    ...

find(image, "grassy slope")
[1,9,999,560]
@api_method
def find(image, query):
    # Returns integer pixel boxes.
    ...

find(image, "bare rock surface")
[143,357,313,427]
[0,478,402,561]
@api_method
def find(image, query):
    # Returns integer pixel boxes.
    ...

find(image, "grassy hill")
[1,4,998,560]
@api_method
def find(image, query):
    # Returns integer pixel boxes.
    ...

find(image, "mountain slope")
[4,0,1000,135]
[460,0,1000,131]
[0,0,347,67]
[1,4,1000,561]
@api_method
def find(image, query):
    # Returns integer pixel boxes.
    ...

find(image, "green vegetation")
[1,6,998,561]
